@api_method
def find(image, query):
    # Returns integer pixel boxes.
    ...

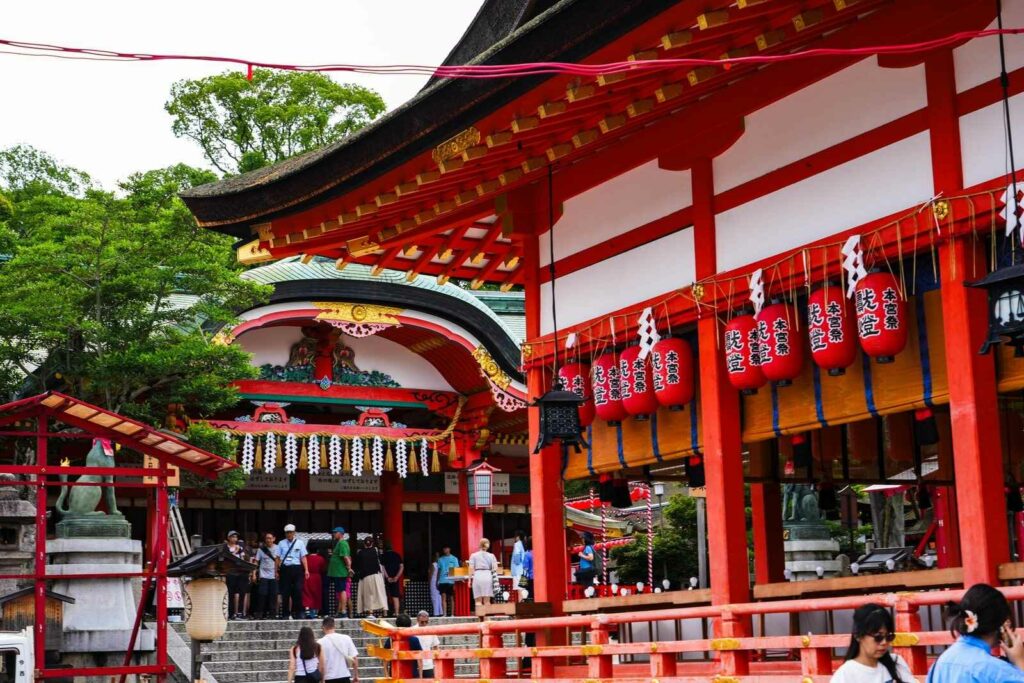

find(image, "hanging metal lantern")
[620,346,659,419]
[968,263,1024,356]
[591,352,629,424]
[531,387,587,454]
[723,313,766,395]
[558,362,595,428]
[466,460,501,509]
[755,301,804,386]
[652,337,694,410]
[855,271,908,363]
[807,285,857,376]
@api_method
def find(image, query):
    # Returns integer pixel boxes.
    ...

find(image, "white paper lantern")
[184,578,228,641]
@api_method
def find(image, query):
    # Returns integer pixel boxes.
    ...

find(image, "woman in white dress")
[468,538,499,606]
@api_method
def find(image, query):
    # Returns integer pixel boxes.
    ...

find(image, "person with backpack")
[254,531,280,619]
[288,625,325,683]
[319,616,359,683]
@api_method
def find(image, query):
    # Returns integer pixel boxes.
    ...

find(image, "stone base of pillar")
[47,537,155,653]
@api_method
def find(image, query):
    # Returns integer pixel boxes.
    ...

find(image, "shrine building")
[180,0,1024,677]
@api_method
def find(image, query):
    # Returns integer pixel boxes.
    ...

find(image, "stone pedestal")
[783,523,841,581]
[46,537,155,653]
[0,486,36,598]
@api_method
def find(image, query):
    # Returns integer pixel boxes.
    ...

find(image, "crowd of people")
[222,524,406,620]
[221,525,536,620]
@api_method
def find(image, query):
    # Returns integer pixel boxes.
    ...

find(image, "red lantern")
[723,313,766,394]
[755,302,805,386]
[591,352,628,424]
[620,346,659,418]
[652,337,693,409]
[807,286,857,376]
[855,271,908,363]
[558,362,595,428]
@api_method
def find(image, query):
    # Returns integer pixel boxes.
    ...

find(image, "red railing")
[364,585,1024,681]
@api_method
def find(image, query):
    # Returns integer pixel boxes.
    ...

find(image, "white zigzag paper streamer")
[241,434,255,475]
[307,436,320,475]
[1003,184,1023,239]
[636,307,660,360]
[841,235,867,299]
[396,439,408,478]
[263,434,277,474]
[328,436,342,475]
[284,434,299,474]
[351,438,365,477]
[420,438,430,477]
[371,436,384,476]
[748,268,765,314]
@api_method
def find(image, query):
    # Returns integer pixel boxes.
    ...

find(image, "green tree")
[0,147,272,426]
[611,494,701,588]
[165,69,386,174]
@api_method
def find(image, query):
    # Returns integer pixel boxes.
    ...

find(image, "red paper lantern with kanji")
[855,271,908,363]
[755,302,804,386]
[591,352,629,424]
[619,345,659,418]
[807,286,857,376]
[558,362,595,428]
[723,313,766,394]
[652,337,693,409]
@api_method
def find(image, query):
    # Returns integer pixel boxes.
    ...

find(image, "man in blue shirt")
[276,523,309,619]
[435,545,459,617]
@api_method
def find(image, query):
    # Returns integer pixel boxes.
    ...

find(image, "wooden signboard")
[144,454,180,487]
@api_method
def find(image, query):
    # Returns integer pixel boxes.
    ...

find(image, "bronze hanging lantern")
[532,388,586,454]
[968,263,1024,356]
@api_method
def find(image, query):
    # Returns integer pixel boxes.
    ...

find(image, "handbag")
[298,646,322,682]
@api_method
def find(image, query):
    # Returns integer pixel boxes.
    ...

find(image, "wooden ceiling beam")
[371,247,401,276]
[405,224,471,282]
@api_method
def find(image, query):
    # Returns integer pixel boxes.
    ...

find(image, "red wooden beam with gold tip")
[405,224,471,282]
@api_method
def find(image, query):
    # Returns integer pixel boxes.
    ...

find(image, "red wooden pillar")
[34,417,47,673]
[750,482,786,585]
[382,474,404,556]
[523,229,568,614]
[933,486,961,569]
[459,468,484,559]
[155,474,169,680]
[692,156,751,674]
[926,51,1009,585]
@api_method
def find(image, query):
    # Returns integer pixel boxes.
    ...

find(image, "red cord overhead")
[0,28,1021,79]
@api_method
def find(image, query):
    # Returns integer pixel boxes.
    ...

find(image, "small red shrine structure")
[0,391,234,682]
[181,0,1024,677]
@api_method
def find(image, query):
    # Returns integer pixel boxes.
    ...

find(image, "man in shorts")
[326,526,352,617]
[435,545,459,617]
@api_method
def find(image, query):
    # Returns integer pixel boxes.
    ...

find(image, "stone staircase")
[171,618,512,683]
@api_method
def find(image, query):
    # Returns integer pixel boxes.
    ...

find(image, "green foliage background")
[611,494,700,588]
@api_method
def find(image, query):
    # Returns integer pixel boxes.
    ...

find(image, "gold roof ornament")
[236,239,275,265]
[433,126,482,164]
[312,302,404,327]
[472,346,512,391]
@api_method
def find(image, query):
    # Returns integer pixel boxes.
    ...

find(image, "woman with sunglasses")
[831,603,911,683]
[927,583,1024,682]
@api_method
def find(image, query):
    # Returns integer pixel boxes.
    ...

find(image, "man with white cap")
[415,610,440,678]
[276,523,309,619]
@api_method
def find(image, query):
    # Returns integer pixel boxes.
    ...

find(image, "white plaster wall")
[715,132,933,273]
[715,58,927,193]
[954,0,1024,93]
[960,90,1024,188]
[540,161,691,266]
[539,227,696,334]
[235,326,454,391]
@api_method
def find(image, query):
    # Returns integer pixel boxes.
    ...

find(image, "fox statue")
[54,438,121,517]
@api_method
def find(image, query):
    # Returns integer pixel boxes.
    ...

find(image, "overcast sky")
[1,1,484,188]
